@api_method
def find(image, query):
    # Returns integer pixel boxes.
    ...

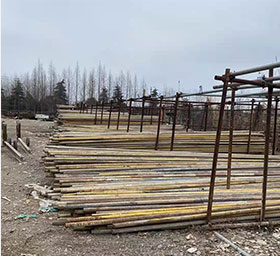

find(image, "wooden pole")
[16,121,21,138]
[2,122,7,143]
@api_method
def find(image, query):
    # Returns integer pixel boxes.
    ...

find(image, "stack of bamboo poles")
[57,110,159,126]
[41,106,280,234]
[44,146,280,233]
[49,129,264,153]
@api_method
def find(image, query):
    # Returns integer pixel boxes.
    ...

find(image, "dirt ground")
[1,119,280,256]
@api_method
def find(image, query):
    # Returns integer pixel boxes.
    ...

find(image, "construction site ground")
[1,119,280,256]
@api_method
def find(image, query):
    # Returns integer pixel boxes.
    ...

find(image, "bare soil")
[1,119,280,256]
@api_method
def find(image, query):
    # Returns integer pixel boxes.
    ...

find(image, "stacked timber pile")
[44,146,280,233]
[57,109,158,126]
[41,106,280,234]
[49,130,264,153]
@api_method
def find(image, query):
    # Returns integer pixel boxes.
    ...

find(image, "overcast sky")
[2,0,280,92]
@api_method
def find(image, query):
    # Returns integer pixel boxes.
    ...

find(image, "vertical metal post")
[226,88,236,189]
[247,99,255,153]
[187,103,191,131]
[170,93,180,151]
[155,96,163,150]
[107,100,113,129]
[116,100,121,130]
[207,68,230,223]
[100,101,104,124]
[90,104,93,114]
[261,69,274,221]
[140,97,145,132]
[204,103,209,131]
[94,103,98,125]
[127,99,132,132]
[16,121,21,138]
[161,106,165,125]
[86,104,88,114]
[272,97,279,155]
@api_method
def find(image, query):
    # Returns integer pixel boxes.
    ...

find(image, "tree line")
[2,60,166,115]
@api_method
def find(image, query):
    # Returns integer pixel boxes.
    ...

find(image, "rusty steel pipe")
[207,68,230,223]
[127,99,132,133]
[272,97,279,155]
[227,88,236,189]
[116,100,121,130]
[107,100,113,129]
[246,99,255,153]
[170,93,180,151]
[100,101,105,124]
[155,96,163,150]
[140,98,145,132]
[94,103,98,125]
[261,68,274,221]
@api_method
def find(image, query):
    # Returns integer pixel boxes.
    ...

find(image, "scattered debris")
[16,214,38,220]
[2,196,11,202]
[214,231,251,256]
[187,247,197,253]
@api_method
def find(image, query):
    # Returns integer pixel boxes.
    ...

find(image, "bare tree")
[119,71,126,97]
[108,70,113,98]
[75,62,80,103]
[48,61,57,96]
[126,71,132,99]
[97,62,102,100]
[81,68,87,102]
[66,67,72,104]
[88,68,96,100]
[141,78,147,96]
[133,75,138,98]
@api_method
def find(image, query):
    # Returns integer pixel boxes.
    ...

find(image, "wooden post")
[226,88,236,189]
[2,122,7,143]
[16,121,21,138]
[207,68,230,223]
[155,96,163,150]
